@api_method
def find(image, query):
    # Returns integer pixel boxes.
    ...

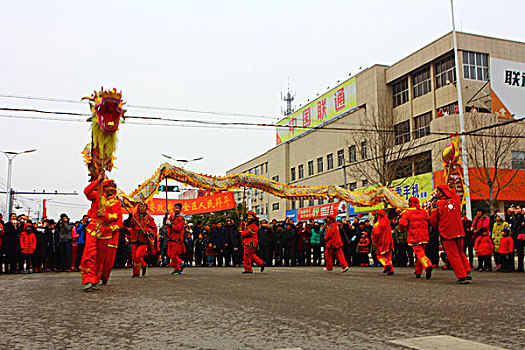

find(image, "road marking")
[389,335,506,350]
[273,348,304,350]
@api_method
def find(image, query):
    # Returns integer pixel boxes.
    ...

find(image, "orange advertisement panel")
[140,192,236,215]
[434,168,525,202]
[296,202,339,221]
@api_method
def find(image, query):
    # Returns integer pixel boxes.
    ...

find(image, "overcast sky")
[1,0,523,219]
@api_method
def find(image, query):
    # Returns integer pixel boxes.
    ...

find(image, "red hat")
[102,179,116,187]
[357,214,364,218]
[247,211,258,219]
[408,196,420,209]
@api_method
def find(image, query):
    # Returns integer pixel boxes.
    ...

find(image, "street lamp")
[0,149,37,216]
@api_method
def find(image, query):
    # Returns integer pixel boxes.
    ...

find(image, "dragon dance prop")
[82,88,466,212]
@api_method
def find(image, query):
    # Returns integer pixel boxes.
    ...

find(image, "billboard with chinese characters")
[490,58,525,119]
[276,77,357,145]
[349,172,433,212]
[140,192,236,216]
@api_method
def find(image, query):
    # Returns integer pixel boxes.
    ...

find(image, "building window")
[349,145,356,163]
[290,167,296,181]
[308,161,314,176]
[298,164,304,179]
[392,78,409,107]
[412,67,431,98]
[512,151,525,169]
[272,202,280,211]
[327,153,334,170]
[291,201,296,210]
[337,149,345,167]
[414,152,432,175]
[254,167,259,176]
[254,205,260,215]
[272,175,279,182]
[349,182,357,190]
[309,199,315,207]
[318,198,324,205]
[414,112,432,139]
[361,141,367,159]
[317,157,324,173]
[299,199,304,208]
[394,120,411,145]
[435,55,456,89]
[463,51,489,81]
[437,102,458,117]
[362,179,368,187]
[266,203,268,214]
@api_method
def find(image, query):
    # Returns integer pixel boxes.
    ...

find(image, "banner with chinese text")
[276,77,357,144]
[142,192,236,215]
[490,58,525,119]
[296,202,340,221]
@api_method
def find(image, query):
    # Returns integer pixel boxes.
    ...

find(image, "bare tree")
[345,104,421,188]
[466,114,525,211]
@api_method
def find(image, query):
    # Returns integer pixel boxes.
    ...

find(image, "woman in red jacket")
[241,211,266,274]
[20,223,37,273]
[498,227,514,272]
[324,215,349,273]
[474,227,493,271]
[372,210,394,275]
[399,196,433,279]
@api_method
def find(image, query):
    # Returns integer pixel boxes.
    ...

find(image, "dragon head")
[83,87,125,133]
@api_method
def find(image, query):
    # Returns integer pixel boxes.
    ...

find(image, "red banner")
[296,202,339,221]
[142,192,236,216]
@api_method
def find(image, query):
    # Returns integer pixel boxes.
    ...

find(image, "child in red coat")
[474,228,493,271]
[20,223,37,273]
[205,242,216,267]
[498,227,514,272]
[356,232,371,266]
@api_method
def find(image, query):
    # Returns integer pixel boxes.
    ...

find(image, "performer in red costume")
[372,210,394,275]
[399,196,433,279]
[323,215,349,273]
[130,202,157,278]
[81,172,122,292]
[166,203,185,275]
[430,184,472,284]
[240,211,266,274]
[100,223,119,286]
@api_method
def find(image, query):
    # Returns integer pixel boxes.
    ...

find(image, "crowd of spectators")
[1,203,524,274]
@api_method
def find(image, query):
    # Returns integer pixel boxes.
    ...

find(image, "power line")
[0,94,278,120]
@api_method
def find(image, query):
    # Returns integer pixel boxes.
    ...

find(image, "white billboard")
[490,58,525,119]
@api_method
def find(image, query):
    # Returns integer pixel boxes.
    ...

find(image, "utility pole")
[341,164,349,220]
[451,0,473,219]
[0,149,37,216]
[0,190,78,219]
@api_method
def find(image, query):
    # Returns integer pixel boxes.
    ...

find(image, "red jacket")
[20,230,37,254]
[324,222,343,249]
[357,234,370,254]
[372,211,393,254]
[84,180,123,240]
[498,235,514,254]
[130,212,157,245]
[471,215,490,233]
[241,222,258,247]
[430,186,464,240]
[474,235,494,256]
[0,222,3,248]
[399,197,430,246]
[167,214,185,243]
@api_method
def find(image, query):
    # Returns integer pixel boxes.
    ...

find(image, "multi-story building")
[227,32,525,222]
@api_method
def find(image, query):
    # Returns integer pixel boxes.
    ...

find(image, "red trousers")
[80,232,109,285]
[168,242,183,271]
[442,238,471,279]
[132,244,148,275]
[325,247,348,270]
[412,244,432,275]
[243,245,264,272]
[101,247,117,283]
[376,250,394,272]
[71,246,77,270]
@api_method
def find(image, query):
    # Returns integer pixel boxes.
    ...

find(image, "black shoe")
[142,266,147,276]
[260,262,266,273]
[101,280,108,286]
[384,265,392,274]
[466,272,472,280]
[242,271,253,274]
[456,277,470,284]
[386,270,394,276]
[131,274,140,278]
[425,266,433,280]
[414,272,421,278]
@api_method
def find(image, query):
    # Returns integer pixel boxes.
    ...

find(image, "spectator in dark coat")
[211,222,230,266]
[258,220,273,266]
[3,213,21,273]
[33,222,46,272]
[55,214,73,272]
[296,222,311,266]
[283,223,296,266]
[462,215,474,267]
[184,231,194,266]
[44,219,58,271]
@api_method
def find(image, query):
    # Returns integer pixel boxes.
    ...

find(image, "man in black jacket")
[44,219,58,271]
[3,213,21,273]
[55,214,73,271]
[257,220,273,266]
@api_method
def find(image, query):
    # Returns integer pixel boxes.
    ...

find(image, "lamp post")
[161,154,203,214]
[0,149,37,216]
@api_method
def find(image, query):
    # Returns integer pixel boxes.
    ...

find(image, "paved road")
[0,266,523,349]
